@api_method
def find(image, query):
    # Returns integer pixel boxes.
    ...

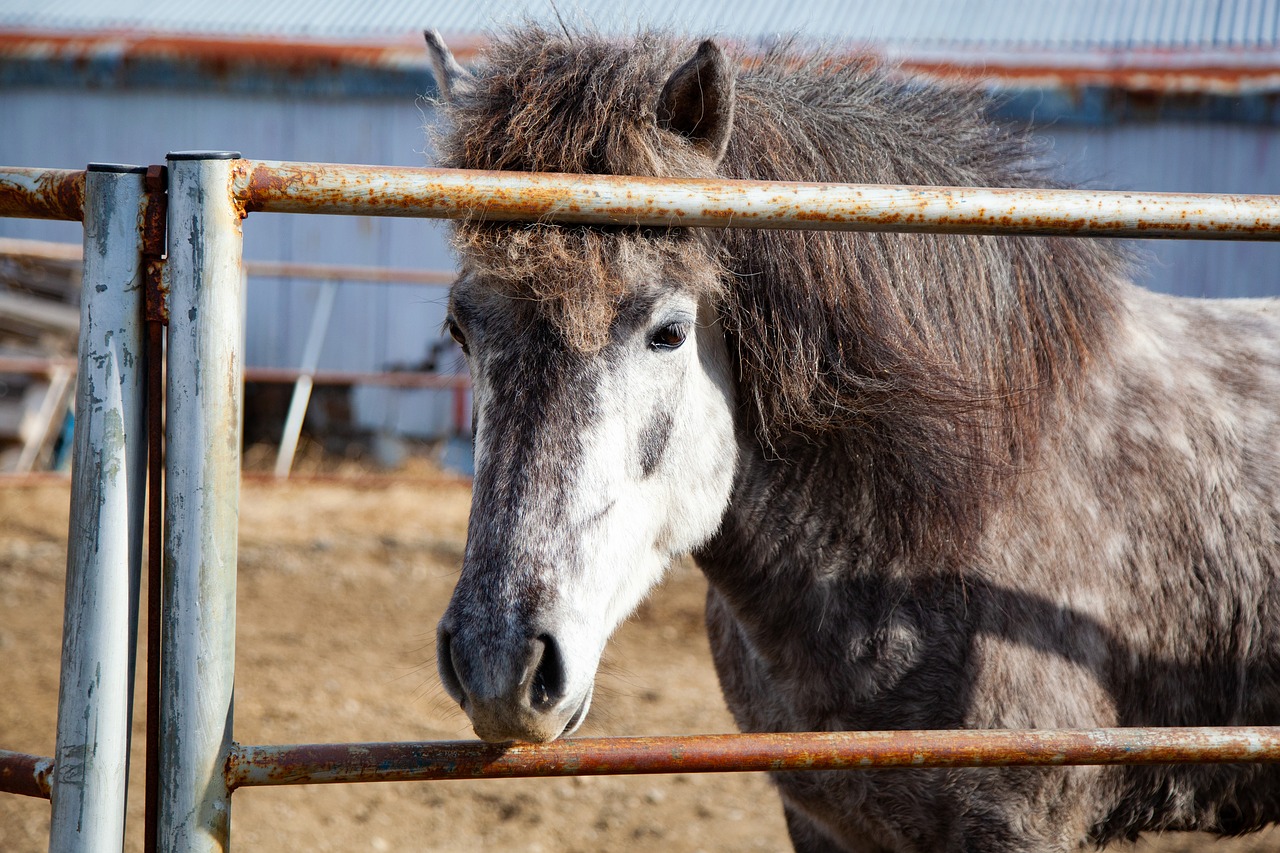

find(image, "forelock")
[457,230,723,353]
[433,25,730,353]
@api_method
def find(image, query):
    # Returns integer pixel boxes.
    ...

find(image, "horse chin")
[559,686,592,738]
[467,687,594,744]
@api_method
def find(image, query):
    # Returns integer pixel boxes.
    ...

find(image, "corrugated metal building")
[2,0,1278,439]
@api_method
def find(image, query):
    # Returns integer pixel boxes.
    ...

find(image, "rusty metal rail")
[0,238,455,286]
[245,366,467,388]
[233,159,1280,240]
[0,355,77,375]
[0,749,54,800]
[227,727,1280,789]
[245,259,454,285]
[0,167,86,222]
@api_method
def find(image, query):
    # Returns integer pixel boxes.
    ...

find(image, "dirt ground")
[1,474,1277,852]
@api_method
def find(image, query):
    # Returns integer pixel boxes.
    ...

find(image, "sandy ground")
[1,475,1277,852]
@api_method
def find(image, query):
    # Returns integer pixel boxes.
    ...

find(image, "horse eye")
[649,322,688,351]
[447,319,469,354]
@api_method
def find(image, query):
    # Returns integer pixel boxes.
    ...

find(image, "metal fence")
[0,238,468,477]
[0,162,147,850]
[2,151,1280,853]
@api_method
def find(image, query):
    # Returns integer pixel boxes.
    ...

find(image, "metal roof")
[3,0,1279,108]
[2,0,1278,53]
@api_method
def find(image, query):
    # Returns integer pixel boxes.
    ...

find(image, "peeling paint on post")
[159,152,243,853]
[49,164,148,853]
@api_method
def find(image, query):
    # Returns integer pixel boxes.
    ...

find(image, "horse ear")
[424,29,474,102]
[657,40,736,163]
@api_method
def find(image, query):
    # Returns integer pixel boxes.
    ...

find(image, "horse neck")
[696,430,941,606]
[692,430,984,717]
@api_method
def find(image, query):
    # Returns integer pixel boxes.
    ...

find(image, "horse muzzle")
[437,623,592,742]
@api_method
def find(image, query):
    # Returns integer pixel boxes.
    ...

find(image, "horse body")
[702,283,1280,849]
[425,27,1280,852]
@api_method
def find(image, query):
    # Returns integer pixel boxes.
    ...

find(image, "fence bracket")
[142,165,168,325]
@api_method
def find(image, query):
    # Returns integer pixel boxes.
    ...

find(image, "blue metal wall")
[1047,121,1280,298]
[0,87,461,438]
[3,84,1277,438]
[5,0,1278,52]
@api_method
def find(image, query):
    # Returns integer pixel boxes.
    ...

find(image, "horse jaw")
[438,290,737,743]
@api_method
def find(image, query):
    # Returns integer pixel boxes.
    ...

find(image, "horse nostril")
[437,627,465,702]
[529,633,566,711]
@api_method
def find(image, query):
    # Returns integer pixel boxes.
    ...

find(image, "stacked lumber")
[0,238,81,472]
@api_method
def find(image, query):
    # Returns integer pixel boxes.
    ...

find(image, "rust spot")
[142,164,169,324]
[0,169,85,222]
[237,161,298,215]
[0,750,53,800]
[792,210,846,222]
[700,207,755,219]
[49,170,86,221]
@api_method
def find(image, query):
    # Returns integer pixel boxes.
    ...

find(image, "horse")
[423,26,1280,852]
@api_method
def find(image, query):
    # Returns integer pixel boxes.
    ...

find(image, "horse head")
[427,30,739,742]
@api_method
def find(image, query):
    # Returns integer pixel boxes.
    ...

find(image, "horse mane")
[434,25,1131,551]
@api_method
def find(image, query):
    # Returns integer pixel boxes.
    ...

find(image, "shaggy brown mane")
[433,30,722,353]
[434,25,1131,549]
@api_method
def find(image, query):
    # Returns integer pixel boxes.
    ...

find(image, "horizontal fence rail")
[0,356,77,375]
[245,259,454,285]
[0,749,54,799]
[0,167,85,222]
[234,159,1280,240]
[0,238,456,286]
[227,727,1280,789]
[244,366,467,389]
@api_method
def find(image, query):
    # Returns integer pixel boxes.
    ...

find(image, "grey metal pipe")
[233,159,1280,240]
[159,151,244,853]
[49,164,148,853]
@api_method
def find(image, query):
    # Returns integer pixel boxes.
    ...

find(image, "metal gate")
[2,151,1280,852]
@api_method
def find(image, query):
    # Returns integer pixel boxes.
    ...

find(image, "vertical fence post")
[49,164,148,853]
[159,151,244,853]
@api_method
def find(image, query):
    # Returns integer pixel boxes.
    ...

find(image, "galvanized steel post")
[49,164,148,853]
[159,152,244,853]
